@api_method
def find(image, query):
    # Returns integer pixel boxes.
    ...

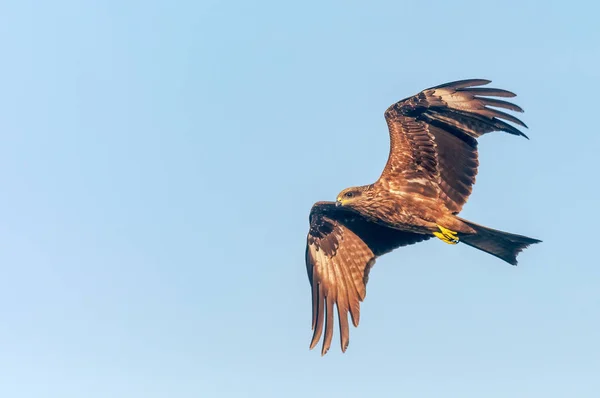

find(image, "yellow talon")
[434,225,459,245]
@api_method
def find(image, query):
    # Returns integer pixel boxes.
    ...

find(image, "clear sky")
[1,1,598,397]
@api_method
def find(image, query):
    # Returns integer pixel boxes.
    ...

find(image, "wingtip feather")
[465,87,517,98]
[431,78,491,90]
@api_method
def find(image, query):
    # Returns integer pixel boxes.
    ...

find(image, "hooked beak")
[335,200,342,207]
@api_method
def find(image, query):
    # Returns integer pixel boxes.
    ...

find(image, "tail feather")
[457,218,541,265]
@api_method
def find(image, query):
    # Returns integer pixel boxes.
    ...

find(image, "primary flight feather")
[305,79,541,356]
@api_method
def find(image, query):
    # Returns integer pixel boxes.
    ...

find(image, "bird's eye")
[345,192,354,198]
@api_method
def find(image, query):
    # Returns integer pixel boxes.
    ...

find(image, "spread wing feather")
[380,79,528,213]
[306,202,429,355]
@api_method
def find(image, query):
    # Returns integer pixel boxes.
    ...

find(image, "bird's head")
[336,186,372,207]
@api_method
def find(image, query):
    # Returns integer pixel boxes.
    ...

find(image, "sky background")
[1,1,599,397]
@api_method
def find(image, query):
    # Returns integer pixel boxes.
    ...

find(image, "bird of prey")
[305,79,540,355]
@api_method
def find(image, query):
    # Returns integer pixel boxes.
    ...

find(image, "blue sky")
[1,1,598,397]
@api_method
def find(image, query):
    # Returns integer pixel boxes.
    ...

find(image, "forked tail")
[457,217,541,265]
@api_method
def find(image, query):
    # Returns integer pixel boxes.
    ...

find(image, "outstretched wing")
[306,201,429,355]
[379,79,528,213]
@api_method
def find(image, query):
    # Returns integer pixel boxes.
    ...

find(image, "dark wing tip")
[309,329,321,351]
[465,87,517,98]
[341,340,349,353]
[480,97,524,113]
[430,78,491,90]
[494,118,529,138]
[490,108,528,128]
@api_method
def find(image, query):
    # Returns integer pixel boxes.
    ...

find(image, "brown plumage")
[305,79,541,355]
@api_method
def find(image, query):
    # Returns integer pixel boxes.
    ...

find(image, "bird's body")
[305,79,541,355]
[340,185,460,234]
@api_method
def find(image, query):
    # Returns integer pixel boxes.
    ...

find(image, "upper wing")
[305,201,429,355]
[379,79,528,213]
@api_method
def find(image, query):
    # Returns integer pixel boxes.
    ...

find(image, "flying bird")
[305,79,541,355]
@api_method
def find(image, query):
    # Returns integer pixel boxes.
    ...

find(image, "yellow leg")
[433,225,459,245]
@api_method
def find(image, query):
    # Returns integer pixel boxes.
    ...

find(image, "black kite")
[305,79,541,355]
